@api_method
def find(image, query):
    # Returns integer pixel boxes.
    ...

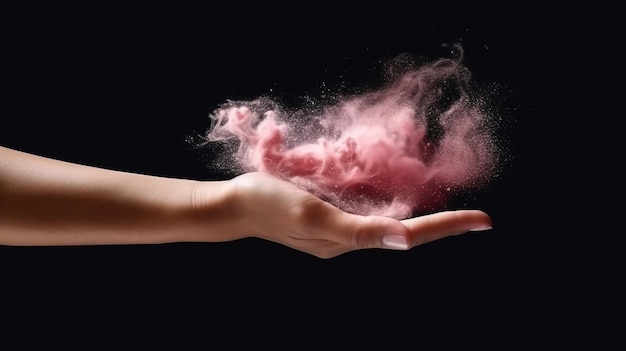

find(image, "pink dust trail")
[205,47,497,219]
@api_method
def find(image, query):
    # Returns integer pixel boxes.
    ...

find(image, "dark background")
[1,18,613,346]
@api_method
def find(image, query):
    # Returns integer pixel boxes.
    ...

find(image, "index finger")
[401,210,492,247]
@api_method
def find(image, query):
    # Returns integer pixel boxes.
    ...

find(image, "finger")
[320,210,412,251]
[401,210,492,247]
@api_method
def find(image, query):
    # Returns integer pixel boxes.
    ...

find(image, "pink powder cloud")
[205,46,497,219]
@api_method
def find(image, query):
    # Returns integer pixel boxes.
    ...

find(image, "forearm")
[0,146,239,246]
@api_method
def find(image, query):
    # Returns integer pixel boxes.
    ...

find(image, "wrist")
[176,178,245,243]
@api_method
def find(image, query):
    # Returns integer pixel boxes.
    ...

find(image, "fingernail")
[382,235,409,250]
[469,225,493,231]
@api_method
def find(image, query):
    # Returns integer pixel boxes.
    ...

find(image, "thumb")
[322,212,412,250]
[401,210,493,247]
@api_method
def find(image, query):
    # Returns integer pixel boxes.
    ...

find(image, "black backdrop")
[1,18,613,347]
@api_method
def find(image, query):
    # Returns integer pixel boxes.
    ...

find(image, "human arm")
[0,145,236,246]
[0,146,492,258]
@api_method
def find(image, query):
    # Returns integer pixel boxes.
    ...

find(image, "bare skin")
[0,146,492,258]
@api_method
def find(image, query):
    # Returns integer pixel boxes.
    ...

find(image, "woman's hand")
[1,146,491,257]
[212,172,492,259]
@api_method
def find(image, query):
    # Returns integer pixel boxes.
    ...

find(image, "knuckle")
[347,217,375,249]
[346,225,360,248]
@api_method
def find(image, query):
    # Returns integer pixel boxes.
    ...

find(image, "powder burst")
[204,45,498,219]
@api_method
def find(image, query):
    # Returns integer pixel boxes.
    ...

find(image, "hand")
[223,172,492,258]
[0,146,491,255]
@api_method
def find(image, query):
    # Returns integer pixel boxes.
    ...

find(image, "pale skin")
[0,146,492,258]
